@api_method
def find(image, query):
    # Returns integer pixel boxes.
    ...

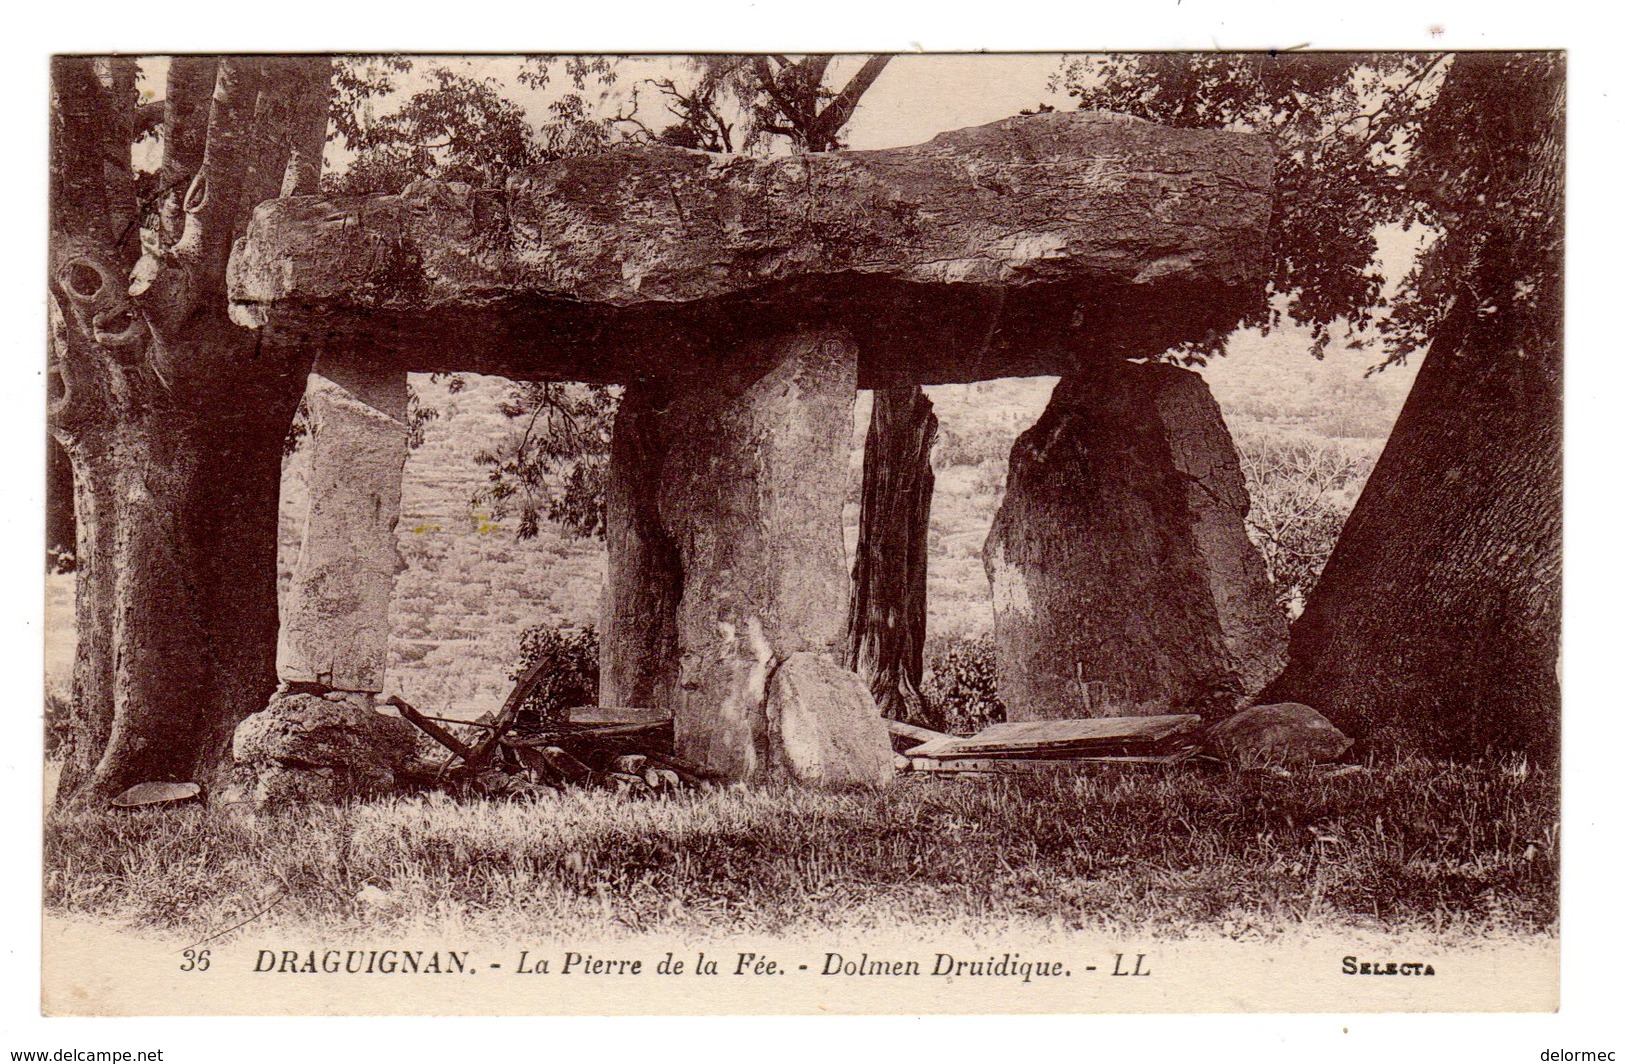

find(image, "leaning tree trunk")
[1261,54,1562,763]
[845,386,938,726]
[49,56,330,803]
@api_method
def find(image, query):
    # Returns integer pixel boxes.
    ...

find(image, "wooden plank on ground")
[385,695,476,762]
[903,714,1201,759]
[887,720,955,747]
[905,749,1200,774]
[569,705,672,724]
[503,720,674,748]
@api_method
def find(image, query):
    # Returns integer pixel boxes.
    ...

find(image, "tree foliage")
[1054,53,1450,360]
[327,56,618,195]
[474,382,617,539]
[1381,52,1563,367]
[1237,434,1374,613]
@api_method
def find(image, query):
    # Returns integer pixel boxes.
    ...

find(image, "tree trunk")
[845,386,938,726]
[1260,296,1561,759]
[55,440,113,795]
[46,436,75,569]
[1261,55,1562,762]
[49,56,330,804]
[67,387,299,798]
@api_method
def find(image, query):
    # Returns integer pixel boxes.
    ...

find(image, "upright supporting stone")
[601,379,682,711]
[277,358,409,694]
[653,327,892,785]
[984,360,1285,719]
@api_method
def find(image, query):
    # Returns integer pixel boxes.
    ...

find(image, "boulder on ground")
[766,654,894,787]
[231,691,421,808]
[1204,702,1353,768]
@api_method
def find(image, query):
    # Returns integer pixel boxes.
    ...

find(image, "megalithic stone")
[600,379,682,712]
[277,358,408,693]
[984,360,1285,719]
[229,111,1274,388]
[644,326,891,785]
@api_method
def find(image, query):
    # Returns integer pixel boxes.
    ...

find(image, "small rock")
[232,692,420,809]
[1205,702,1353,768]
[110,781,202,808]
[355,883,395,908]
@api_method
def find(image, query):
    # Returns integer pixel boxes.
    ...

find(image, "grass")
[44,754,1556,946]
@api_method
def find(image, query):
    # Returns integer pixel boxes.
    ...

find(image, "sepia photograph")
[35,38,1575,1029]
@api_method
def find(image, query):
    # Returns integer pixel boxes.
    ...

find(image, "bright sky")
[138,54,1069,167]
[426,54,1065,153]
[814,53,1062,149]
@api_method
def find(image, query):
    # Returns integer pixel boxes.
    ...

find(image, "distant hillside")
[1203,323,1419,442]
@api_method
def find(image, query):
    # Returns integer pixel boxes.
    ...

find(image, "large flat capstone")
[228,112,1272,386]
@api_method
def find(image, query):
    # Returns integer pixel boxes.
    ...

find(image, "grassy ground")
[44,754,1555,945]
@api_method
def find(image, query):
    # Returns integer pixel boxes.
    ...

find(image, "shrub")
[510,622,600,728]
[932,423,1006,470]
[1235,431,1376,615]
[921,634,1006,736]
[44,686,72,758]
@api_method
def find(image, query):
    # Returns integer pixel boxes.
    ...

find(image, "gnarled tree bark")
[49,57,331,803]
[845,386,938,726]
[46,436,74,569]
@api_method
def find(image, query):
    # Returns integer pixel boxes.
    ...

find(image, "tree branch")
[104,58,141,246]
[279,56,333,196]
[752,55,812,143]
[49,58,127,255]
[809,54,892,150]
[173,57,268,282]
[158,57,218,248]
[799,55,833,92]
